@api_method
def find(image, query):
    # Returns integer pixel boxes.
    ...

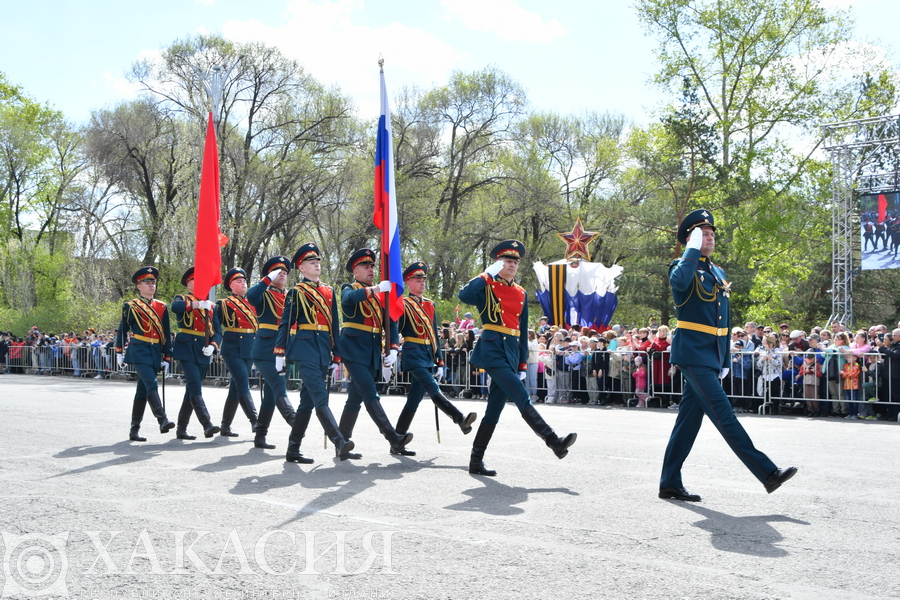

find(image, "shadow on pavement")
[445,477,579,516]
[670,501,810,557]
[230,455,463,527]
[51,437,237,477]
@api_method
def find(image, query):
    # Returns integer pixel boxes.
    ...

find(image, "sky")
[1,0,899,127]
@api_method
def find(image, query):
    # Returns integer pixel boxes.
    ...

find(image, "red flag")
[193,112,225,300]
[878,194,887,224]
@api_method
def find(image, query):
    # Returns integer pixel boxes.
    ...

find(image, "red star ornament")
[557,218,599,261]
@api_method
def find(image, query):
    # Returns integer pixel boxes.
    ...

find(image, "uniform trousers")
[133,363,160,397]
[256,358,288,411]
[294,358,330,414]
[180,360,208,398]
[342,359,383,410]
[481,365,532,425]
[223,355,254,396]
[400,367,441,412]
[660,364,776,489]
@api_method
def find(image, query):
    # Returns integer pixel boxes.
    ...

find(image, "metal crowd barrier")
[5,344,898,420]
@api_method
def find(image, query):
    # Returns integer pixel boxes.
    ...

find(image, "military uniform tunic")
[458,272,530,424]
[661,248,776,488]
[275,278,341,411]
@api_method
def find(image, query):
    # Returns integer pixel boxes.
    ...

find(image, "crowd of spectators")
[3,317,900,423]
[0,328,117,378]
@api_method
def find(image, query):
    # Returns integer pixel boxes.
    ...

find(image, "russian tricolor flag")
[374,67,404,320]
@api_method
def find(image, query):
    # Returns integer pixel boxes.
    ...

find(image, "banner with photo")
[860,191,900,270]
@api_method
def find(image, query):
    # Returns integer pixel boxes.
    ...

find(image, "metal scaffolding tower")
[822,115,900,328]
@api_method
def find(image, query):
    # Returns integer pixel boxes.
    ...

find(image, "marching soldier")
[659,210,797,501]
[170,267,222,439]
[337,248,413,456]
[115,266,175,441]
[247,255,297,449]
[458,241,577,476]
[217,268,266,437]
[391,261,477,456]
[274,243,356,462]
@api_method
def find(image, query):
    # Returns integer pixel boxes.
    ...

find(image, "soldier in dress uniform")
[391,261,477,456]
[217,268,266,437]
[458,241,577,476]
[274,243,356,462]
[247,255,296,449]
[659,209,797,502]
[336,248,413,456]
[170,267,222,439]
[115,266,175,441]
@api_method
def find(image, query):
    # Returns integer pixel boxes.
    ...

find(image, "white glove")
[330,362,340,377]
[193,300,214,310]
[275,356,285,373]
[116,353,125,369]
[486,260,505,277]
[161,360,170,371]
[436,368,444,382]
[719,367,729,379]
[518,371,527,381]
[267,268,284,281]
[686,227,703,250]
[202,345,214,357]
[383,349,398,367]
[377,280,392,293]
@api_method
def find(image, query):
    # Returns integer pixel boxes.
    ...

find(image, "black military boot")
[146,390,174,433]
[468,421,496,476]
[189,395,220,438]
[274,395,296,427]
[316,406,358,460]
[339,407,360,440]
[364,401,413,454]
[285,411,314,464]
[220,390,239,436]
[391,408,417,456]
[238,392,259,432]
[176,393,196,440]
[129,397,148,442]
[254,407,276,449]
[520,404,576,459]
[432,391,477,434]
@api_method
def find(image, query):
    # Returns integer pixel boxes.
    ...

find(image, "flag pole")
[378,57,390,354]
[194,63,235,344]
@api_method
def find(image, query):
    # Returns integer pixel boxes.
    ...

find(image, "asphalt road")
[0,374,897,599]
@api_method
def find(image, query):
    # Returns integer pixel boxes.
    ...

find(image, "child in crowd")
[841,356,862,420]
[797,353,821,416]
[632,355,648,408]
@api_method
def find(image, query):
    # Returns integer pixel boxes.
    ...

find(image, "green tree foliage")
[3,4,900,335]
[631,0,900,327]
[128,34,363,278]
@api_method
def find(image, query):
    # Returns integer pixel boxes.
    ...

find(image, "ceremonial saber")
[435,405,441,443]
[161,359,166,411]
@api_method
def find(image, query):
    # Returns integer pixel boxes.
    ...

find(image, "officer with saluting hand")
[247,255,295,450]
[659,210,797,502]
[458,241,576,476]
